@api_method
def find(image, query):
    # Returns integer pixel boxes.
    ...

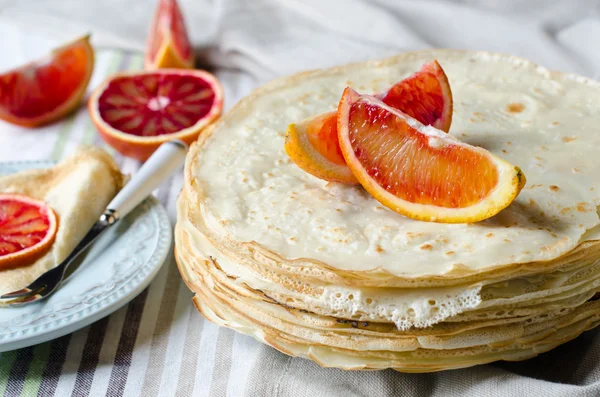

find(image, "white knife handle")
[107,140,188,219]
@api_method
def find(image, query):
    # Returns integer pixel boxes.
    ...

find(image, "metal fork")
[0,140,188,307]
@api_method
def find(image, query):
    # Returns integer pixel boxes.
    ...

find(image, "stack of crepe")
[175,50,600,372]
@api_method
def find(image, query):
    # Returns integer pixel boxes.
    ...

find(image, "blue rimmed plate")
[0,160,172,352]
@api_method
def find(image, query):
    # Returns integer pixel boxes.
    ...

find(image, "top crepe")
[190,50,600,280]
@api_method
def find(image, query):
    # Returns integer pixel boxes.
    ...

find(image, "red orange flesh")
[381,60,452,132]
[0,36,94,127]
[145,0,194,69]
[89,69,223,161]
[337,88,525,223]
[0,194,58,270]
[285,60,453,184]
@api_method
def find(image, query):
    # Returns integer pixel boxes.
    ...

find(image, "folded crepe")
[0,146,125,294]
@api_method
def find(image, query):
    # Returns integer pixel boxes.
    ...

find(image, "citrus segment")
[145,0,194,69]
[286,112,358,184]
[88,69,223,161]
[284,60,453,184]
[0,35,94,127]
[337,88,525,223]
[380,60,452,132]
[0,194,58,270]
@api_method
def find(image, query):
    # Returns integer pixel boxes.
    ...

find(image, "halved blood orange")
[145,0,194,70]
[0,35,94,127]
[285,60,452,184]
[0,194,58,270]
[88,69,223,161]
[337,88,525,223]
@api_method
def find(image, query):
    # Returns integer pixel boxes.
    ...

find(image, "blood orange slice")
[0,35,94,127]
[286,111,357,184]
[285,60,452,184]
[88,69,223,161]
[337,88,525,223]
[145,0,194,70]
[0,194,58,270]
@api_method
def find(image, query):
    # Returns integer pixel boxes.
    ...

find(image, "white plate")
[0,160,172,352]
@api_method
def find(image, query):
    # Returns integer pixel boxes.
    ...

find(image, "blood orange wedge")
[88,69,223,161]
[145,0,194,70]
[0,35,94,127]
[285,60,452,184]
[0,194,58,270]
[337,88,525,223]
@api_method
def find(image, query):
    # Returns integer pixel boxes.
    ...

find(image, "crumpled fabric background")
[0,0,599,396]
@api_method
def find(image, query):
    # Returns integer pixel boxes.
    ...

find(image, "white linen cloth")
[0,1,599,396]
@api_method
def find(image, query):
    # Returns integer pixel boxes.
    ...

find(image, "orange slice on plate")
[337,88,525,223]
[0,35,94,127]
[145,0,194,69]
[88,69,223,161]
[0,194,58,270]
[285,60,453,184]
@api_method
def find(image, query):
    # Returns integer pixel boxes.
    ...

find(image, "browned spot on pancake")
[420,244,433,251]
[534,156,543,161]
[506,141,512,145]
[469,118,477,123]
[549,185,560,192]
[441,238,450,244]
[445,251,455,256]
[560,207,571,215]
[577,202,590,212]
[289,237,296,242]
[523,251,531,255]
[407,232,424,239]
[336,208,342,213]
[551,232,558,238]
[376,245,384,253]
[562,136,577,143]
[502,149,508,154]
[473,112,483,116]
[540,146,549,151]
[552,121,560,126]
[529,199,537,206]
[506,103,525,113]
[572,168,582,173]
[504,239,511,243]
[542,236,569,252]
[485,233,494,238]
